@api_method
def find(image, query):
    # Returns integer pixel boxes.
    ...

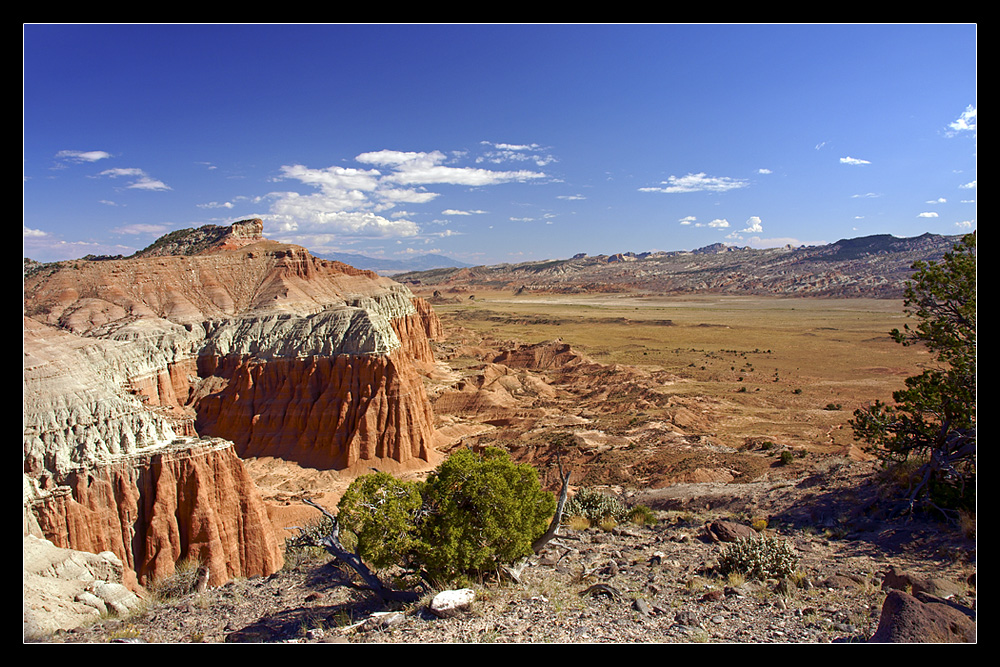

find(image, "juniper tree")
[851,233,976,512]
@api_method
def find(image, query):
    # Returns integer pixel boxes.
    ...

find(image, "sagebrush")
[717,536,799,580]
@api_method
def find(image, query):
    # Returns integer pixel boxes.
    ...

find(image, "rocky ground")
[36,460,975,644]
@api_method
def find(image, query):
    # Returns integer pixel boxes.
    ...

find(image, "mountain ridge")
[394,232,966,299]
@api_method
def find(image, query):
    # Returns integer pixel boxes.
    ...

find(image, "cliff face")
[23,220,443,590]
[25,438,282,589]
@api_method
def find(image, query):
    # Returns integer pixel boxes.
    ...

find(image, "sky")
[23,24,977,266]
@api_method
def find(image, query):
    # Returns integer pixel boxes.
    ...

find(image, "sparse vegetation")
[148,557,206,601]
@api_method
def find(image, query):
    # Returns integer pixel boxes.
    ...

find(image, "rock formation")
[23,534,144,637]
[23,220,443,596]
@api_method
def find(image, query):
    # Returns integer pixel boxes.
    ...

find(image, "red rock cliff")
[26,438,283,589]
[23,220,444,589]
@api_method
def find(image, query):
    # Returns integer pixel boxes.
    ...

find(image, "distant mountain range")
[314,251,473,274]
[393,232,970,299]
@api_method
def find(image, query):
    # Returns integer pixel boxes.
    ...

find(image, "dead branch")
[301,497,419,602]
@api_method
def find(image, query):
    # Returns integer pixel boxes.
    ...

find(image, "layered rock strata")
[23,220,443,592]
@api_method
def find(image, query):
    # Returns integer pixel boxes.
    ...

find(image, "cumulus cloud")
[270,147,548,240]
[839,156,871,166]
[741,216,763,233]
[23,225,47,237]
[757,168,772,175]
[278,164,381,192]
[640,172,749,194]
[955,220,975,230]
[917,212,939,218]
[268,192,420,238]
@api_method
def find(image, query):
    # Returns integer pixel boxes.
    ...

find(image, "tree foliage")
[850,233,976,511]
[336,447,556,583]
[336,472,424,570]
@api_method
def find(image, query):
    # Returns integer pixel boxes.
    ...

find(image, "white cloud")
[271,147,548,239]
[269,192,419,238]
[442,209,486,215]
[557,194,586,201]
[278,164,381,192]
[198,201,236,209]
[917,212,939,218]
[100,167,145,178]
[839,156,871,166]
[708,218,730,228]
[639,172,749,194]
[113,223,171,236]
[357,149,547,187]
[56,150,112,163]
[926,198,947,204]
[955,220,975,230]
[959,180,976,190]
[23,225,47,237]
[128,177,172,191]
[99,167,171,191]
[757,168,772,175]
[478,141,557,167]
[678,216,696,226]
[948,105,976,134]
[741,216,763,233]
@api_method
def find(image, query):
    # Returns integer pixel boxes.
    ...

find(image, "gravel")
[38,499,975,644]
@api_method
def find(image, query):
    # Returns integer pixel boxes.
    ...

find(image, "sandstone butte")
[23,219,445,591]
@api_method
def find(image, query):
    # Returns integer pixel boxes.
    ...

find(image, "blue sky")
[24,24,977,265]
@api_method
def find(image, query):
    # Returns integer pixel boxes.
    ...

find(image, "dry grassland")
[423,289,929,457]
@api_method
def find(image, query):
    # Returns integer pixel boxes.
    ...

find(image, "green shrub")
[336,472,424,570]
[625,504,657,526]
[563,487,627,524]
[335,447,555,583]
[717,536,799,581]
[779,450,795,465]
[417,448,555,581]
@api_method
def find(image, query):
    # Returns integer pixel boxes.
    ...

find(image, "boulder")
[430,588,476,618]
[869,590,975,643]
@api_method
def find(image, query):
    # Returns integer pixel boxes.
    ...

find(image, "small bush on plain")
[717,536,799,581]
[562,487,627,524]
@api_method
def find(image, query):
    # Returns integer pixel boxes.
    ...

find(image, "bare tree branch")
[301,497,419,602]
